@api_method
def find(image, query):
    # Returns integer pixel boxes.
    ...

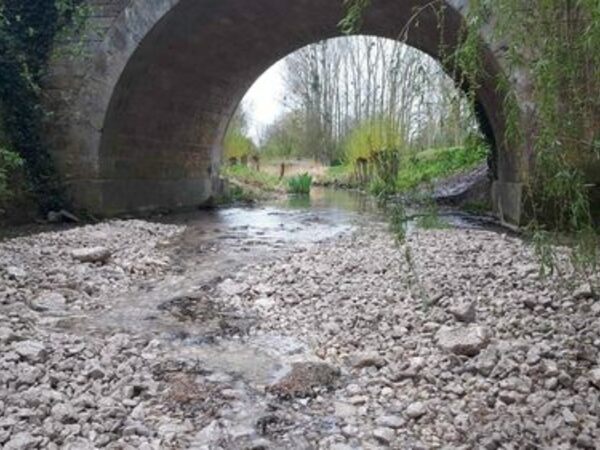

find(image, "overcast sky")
[241,60,287,143]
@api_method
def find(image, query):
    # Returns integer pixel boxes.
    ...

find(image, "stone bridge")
[44,0,530,222]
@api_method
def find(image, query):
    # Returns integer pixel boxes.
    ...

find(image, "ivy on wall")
[0,0,86,212]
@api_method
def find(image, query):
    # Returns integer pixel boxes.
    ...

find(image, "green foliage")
[343,118,405,166]
[396,144,487,192]
[0,0,88,212]
[287,173,313,195]
[368,177,394,198]
[222,165,281,192]
[456,0,600,268]
[259,111,300,159]
[338,143,487,198]
[338,0,371,35]
[0,145,23,203]
[388,203,407,243]
[224,128,255,161]
[318,164,358,188]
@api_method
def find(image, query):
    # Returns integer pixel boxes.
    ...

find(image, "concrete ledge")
[492,181,524,226]
[66,178,213,217]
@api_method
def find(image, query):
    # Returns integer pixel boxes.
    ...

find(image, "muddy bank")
[1,205,599,448]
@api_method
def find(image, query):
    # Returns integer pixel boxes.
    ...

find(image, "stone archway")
[45,0,526,221]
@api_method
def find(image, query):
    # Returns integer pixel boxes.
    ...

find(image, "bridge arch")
[46,0,525,220]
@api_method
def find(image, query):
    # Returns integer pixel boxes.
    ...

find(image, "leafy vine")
[0,0,88,212]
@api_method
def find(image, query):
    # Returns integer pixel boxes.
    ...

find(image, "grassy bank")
[319,145,487,195]
[221,165,282,192]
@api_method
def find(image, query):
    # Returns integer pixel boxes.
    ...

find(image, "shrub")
[0,145,24,204]
[343,117,405,166]
[287,173,312,194]
[224,128,256,161]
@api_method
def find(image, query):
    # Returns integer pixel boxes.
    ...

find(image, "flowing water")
[39,187,501,445]
[62,188,497,378]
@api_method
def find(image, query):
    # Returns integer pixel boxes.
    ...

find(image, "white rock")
[3,432,39,450]
[71,247,112,263]
[589,368,600,388]
[5,266,26,279]
[372,427,395,445]
[330,444,354,450]
[51,402,77,423]
[351,351,386,369]
[13,340,47,362]
[0,326,18,344]
[86,365,106,380]
[376,414,405,428]
[436,325,490,356]
[30,292,67,312]
[334,401,358,418]
[63,438,95,450]
[448,301,476,323]
[573,283,595,300]
[405,401,427,419]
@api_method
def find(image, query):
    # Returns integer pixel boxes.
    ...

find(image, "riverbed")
[0,189,599,449]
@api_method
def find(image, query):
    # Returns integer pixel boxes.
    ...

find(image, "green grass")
[316,164,357,187]
[321,145,487,195]
[222,165,281,191]
[395,145,487,192]
[287,173,313,194]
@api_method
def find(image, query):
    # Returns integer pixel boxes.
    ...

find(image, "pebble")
[436,325,490,356]
[405,402,427,419]
[0,218,599,448]
[372,427,395,445]
[376,415,405,428]
[71,246,112,264]
[448,301,476,323]
[13,340,47,362]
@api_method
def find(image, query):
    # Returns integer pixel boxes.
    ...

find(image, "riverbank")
[222,149,491,214]
[0,197,599,448]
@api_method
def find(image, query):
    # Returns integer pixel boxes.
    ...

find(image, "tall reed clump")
[287,173,313,195]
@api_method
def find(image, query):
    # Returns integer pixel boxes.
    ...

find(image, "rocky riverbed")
[1,214,600,449]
